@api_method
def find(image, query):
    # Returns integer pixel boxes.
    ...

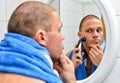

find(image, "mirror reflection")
[66,14,106,80]
[50,0,106,80]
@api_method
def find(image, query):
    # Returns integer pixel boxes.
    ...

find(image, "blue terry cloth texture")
[0,32,62,83]
[69,38,106,80]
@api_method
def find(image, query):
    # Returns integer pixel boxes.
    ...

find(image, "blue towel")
[0,32,62,83]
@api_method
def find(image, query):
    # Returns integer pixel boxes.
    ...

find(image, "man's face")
[45,12,64,61]
[78,18,103,48]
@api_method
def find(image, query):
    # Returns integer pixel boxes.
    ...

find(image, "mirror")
[50,0,119,82]
[51,0,106,81]
[77,0,119,82]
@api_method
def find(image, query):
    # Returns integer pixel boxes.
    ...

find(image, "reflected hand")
[72,44,83,68]
[88,44,103,66]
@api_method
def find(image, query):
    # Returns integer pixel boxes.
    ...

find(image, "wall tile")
[6,0,28,20]
[83,4,101,17]
[60,10,82,26]
[0,21,7,40]
[50,0,60,14]
[60,0,82,13]
[103,58,120,82]
[61,26,79,54]
[110,0,120,15]
[0,0,6,21]
[63,42,74,54]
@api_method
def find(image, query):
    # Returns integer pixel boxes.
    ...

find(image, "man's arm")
[0,72,46,83]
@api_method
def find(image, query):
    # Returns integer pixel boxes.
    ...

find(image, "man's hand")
[88,44,103,66]
[72,44,83,68]
[53,55,76,83]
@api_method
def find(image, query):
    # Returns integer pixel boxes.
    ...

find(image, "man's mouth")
[93,39,100,44]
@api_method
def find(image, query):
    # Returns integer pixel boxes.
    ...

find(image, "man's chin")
[90,42,101,45]
[51,57,60,62]
[94,43,101,46]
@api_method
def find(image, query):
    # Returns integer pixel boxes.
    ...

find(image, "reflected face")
[46,12,64,61]
[78,18,103,48]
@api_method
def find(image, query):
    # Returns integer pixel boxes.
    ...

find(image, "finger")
[60,54,72,68]
[75,53,82,59]
[89,50,94,60]
[89,44,102,53]
[73,58,82,68]
[89,50,99,66]
[73,48,81,54]
[88,44,102,52]
[74,43,78,48]
[76,59,82,65]
[89,53,95,66]
[90,48,99,58]
[53,61,62,73]
[90,47,103,59]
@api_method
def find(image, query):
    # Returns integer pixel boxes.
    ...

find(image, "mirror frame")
[77,0,119,83]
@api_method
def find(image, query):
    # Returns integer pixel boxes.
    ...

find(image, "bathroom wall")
[0,0,120,82]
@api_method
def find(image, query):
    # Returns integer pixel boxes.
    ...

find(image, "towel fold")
[0,32,62,83]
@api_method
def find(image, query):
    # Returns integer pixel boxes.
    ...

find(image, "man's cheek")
[84,34,91,40]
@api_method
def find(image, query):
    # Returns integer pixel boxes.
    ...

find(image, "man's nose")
[92,31,99,37]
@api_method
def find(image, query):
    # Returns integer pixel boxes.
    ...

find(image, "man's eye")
[86,29,92,33]
[97,29,102,33]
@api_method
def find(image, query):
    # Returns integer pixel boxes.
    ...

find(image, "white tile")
[63,42,74,54]
[60,0,82,13]
[50,0,60,14]
[60,10,82,26]
[0,21,7,40]
[61,26,79,42]
[110,0,120,15]
[83,3,101,17]
[0,0,6,21]
[118,49,120,58]
[103,58,120,83]
[6,0,27,20]
[61,26,79,54]
[50,0,59,9]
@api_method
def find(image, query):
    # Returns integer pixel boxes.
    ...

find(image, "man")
[66,14,106,80]
[0,1,76,83]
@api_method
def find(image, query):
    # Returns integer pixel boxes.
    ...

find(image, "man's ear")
[33,30,47,46]
[78,32,82,38]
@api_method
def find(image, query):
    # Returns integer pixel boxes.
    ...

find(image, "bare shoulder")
[0,72,46,83]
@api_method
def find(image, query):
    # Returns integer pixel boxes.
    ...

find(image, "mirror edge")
[77,0,119,83]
